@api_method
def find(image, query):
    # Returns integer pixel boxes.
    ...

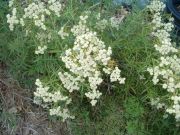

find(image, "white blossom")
[50,107,75,122]
[34,79,73,121]
[147,0,180,121]
[58,27,69,39]
[95,19,108,31]
[71,15,89,36]
[7,0,64,31]
[147,0,165,13]
[36,32,52,43]
[7,8,19,31]
[151,98,166,109]
[19,18,25,26]
[60,15,125,106]
[23,2,49,30]
[167,95,180,121]
[85,90,102,106]
[58,72,84,93]
[110,16,124,30]
[48,0,63,17]
[110,67,126,84]
[8,0,14,7]
[35,45,47,55]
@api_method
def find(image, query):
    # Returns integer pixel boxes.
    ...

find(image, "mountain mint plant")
[147,0,180,122]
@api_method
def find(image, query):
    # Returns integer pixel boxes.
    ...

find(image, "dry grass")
[0,62,69,135]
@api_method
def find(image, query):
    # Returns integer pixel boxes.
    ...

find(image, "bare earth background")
[0,62,69,135]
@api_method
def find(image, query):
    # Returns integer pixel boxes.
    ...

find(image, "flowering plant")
[6,0,126,121]
[3,0,180,134]
[147,0,180,122]
[34,15,125,121]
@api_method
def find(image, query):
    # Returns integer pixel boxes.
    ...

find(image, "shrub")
[1,0,179,134]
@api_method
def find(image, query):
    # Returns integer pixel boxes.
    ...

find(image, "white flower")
[36,32,52,43]
[85,90,102,106]
[96,13,101,20]
[8,0,14,7]
[60,16,125,106]
[163,114,168,119]
[110,67,126,84]
[90,100,97,106]
[147,0,180,121]
[35,45,47,55]
[20,1,63,30]
[7,8,19,31]
[19,18,25,26]
[103,67,112,74]
[34,79,73,121]
[23,2,49,30]
[58,27,69,39]
[95,19,108,31]
[58,72,84,93]
[147,0,165,13]
[110,16,124,30]
[62,31,111,78]
[49,107,74,122]
[71,15,89,36]
[48,0,63,17]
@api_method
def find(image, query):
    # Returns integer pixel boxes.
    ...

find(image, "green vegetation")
[0,0,179,135]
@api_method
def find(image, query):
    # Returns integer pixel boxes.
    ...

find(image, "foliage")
[0,0,180,135]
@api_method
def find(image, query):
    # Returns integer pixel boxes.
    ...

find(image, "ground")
[0,62,69,135]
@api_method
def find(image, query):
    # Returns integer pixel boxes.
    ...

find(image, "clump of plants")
[2,0,180,134]
[147,0,180,122]
[6,0,127,121]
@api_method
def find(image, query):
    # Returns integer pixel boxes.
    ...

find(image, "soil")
[0,62,70,135]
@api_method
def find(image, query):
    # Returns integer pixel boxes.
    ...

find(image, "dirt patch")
[0,62,69,135]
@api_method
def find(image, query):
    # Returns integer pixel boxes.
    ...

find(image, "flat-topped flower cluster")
[147,0,180,121]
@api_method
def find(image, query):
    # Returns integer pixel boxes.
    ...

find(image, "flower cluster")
[150,98,165,109]
[7,0,64,31]
[35,32,52,54]
[110,8,128,30]
[23,1,49,30]
[58,72,84,93]
[34,79,69,103]
[35,45,47,55]
[6,8,19,31]
[58,26,69,39]
[7,0,65,55]
[95,19,108,31]
[59,15,125,106]
[34,79,74,121]
[147,0,165,13]
[110,17,122,30]
[71,15,90,36]
[8,0,14,8]
[36,32,52,43]
[48,0,63,17]
[95,7,128,31]
[33,15,125,120]
[9,1,126,121]
[147,0,180,121]
[49,107,74,122]
[110,67,126,84]
[85,90,102,106]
